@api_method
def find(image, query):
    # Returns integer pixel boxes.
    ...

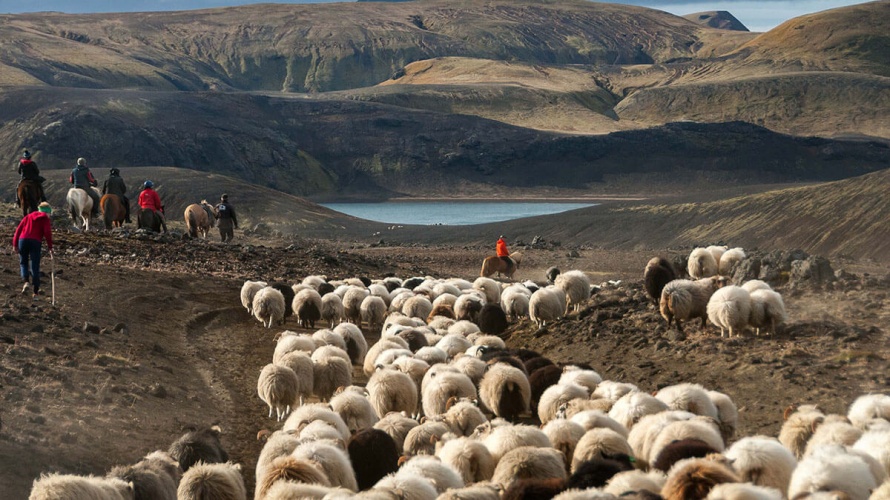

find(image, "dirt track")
[0,216,887,498]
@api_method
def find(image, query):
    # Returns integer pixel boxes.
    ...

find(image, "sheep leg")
[720,327,725,338]
[268,406,273,418]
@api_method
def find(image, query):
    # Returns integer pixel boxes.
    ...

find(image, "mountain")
[683,11,749,31]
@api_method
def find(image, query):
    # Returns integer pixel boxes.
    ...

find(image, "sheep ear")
[429,435,439,445]
[256,429,271,441]
[419,416,427,424]
[811,416,825,433]
[445,396,458,411]
[783,404,797,421]
[397,455,409,467]
[211,425,223,434]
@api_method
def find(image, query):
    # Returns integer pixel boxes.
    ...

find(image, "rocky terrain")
[0,208,887,498]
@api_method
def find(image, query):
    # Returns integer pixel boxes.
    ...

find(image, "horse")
[17,180,41,217]
[100,194,126,230]
[480,252,523,280]
[184,200,217,238]
[67,187,100,232]
[137,208,166,233]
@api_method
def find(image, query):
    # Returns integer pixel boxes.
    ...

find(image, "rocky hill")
[682,11,749,31]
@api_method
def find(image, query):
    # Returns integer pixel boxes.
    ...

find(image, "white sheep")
[298,419,345,443]
[436,483,500,500]
[367,367,418,418]
[177,462,247,500]
[454,293,485,323]
[333,322,368,366]
[436,334,473,358]
[553,489,618,500]
[571,427,634,473]
[403,421,451,457]
[292,439,358,491]
[321,293,345,328]
[804,417,863,456]
[742,279,773,293]
[592,380,640,402]
[542,419,586,470]
[360,295,387,333]
[373,412,419,451]
[470,334,506,350]
[255,430,301,496]
[240,280,267,315]
[415,346,448,366]
[283,403,351,442]
[724,436,798,496]
[293,288,324,329]
[264,482,337,500]
[491,446,566,489]
[647,417,725,467]
[428,315,456,331]
[479,363,530,421]
[559,398,615,419]
[448,319,481,337]
[330,387,379,435]
[397,455,464,494]
[627,410,696,468]
[749,289,787,336]
[706,483,783,500]
[688,247,719,279]
[603,470,666,496]
[655,383,720,420]
[363,338,408,377]
[555,270,592,313]
[660,277,722,332]
[28,474,133,500]
[439,399,487,437]
[310,346,352,402]
[608,391,669,430]
[389,291,414,313]
[476,422,551,464]
[718,247,746,276]
[538,382,589,424]
[473,277,501,306]
[423,371,477,418]
[312,329,348,351]
[559,366,602,394]
[501,285,531,320]
[370,474,437,500]
[848,393,890,429]
[403,295,434,320]
[343,287,370,325]
[529,287,565,328]
[391,356,430,400]
[707,245,729,266]
[273,332,316,363]
[450,354,487,385]
[779,405,826,459]
[253,286,286,328]
[853,427,890,477]
[368,283,392,306]
[708,285,752,338]
[569,410,629,437]
[257,363,299,421]
[789,445,878,500]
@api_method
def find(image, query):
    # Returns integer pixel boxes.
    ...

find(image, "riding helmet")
[22,150,31,159]
[77,157,86,166]
[110,168,120,175]
[221,194,228,201]
[144,180,154,189]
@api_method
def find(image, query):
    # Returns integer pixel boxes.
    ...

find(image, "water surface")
[321,201,597,226]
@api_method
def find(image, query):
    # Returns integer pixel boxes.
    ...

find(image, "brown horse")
[100,194,126,229]
[184,201,217,238]
[137,208,166,233]
[480,252,523,279]
[17,180,41,217]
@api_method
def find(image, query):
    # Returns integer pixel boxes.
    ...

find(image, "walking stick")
[51,250,56,306]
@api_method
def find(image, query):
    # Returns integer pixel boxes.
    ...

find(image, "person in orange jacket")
[496,235,510,265]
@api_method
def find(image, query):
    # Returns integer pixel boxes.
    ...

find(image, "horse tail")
[101,196,113,230]
[480,258,491,277]
[186,209,198,237]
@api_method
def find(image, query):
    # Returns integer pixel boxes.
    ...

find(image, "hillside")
[682,11,749,31]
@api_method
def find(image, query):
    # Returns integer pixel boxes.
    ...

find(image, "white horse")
[67,187,100,232]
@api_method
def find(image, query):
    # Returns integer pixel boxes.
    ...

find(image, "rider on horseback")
[69,157,100,217]
[138,180,167,232]
[17,150,47,204]
[102,168,131,223]
[497,235,510,265]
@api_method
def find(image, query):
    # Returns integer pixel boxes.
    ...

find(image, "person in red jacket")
[496,235,510,264]
[138,180,167,232]
[13,202,54,298]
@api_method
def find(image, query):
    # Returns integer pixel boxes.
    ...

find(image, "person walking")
[214,193,238,242]
[17,150,47,203]
[138,180,167,232]
[102,168,131,223]
[13,202,54,299]
[69,157,100,217]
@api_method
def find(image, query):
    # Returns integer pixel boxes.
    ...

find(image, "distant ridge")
[683,11,749,31]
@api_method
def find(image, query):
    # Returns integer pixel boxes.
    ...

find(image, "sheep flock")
[28,248,890,500]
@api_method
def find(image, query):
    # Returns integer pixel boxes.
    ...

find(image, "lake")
[320,201,597,226]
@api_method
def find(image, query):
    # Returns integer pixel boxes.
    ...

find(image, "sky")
[0,0,870,32]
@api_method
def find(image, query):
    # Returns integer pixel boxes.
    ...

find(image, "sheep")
[435,398,487,437]
[347,428,400,491]
[555,270,592,314]
[644,257,677,306]
[293,288,324,329]
[363,338,407,376]
[660,277,721,332]
[789,445,879,500]
[240,280,267,315]
[330,387,379,434]
[608,392,670,430]
[454,293,485,323]
[651,437,722,474]
[263,482,335,500]
[403,421,452,457]
[403,295,434,320]
[627,411,696,469]
[311,346,353,401]
[748,289,787,336]
[255,430,301,496]
[523,356,554,374]
[168,425,229,472]
[742,280,773,293]
[648,418,725,468]
[321,293,345,328]
[292,439,358,491]
[283,403,351,442]
[333,322,368,366]
[779,405,826,459]
[655,383,720,420]
[373,411,419,451]
[414,346,447,366]
[479,363,531,422]
[543,419,587,470]
[473,277,502,306]
[718,247,746,276]
[593,381,641,402]
[492,446,567,489]
[538,383,590,424]
[28,474,134,500]
[561,399,615,420]
[847,394,890,430]
[437,483,500,500]
[569,410,629,437]
[428,303,456,323]
[428,315,456,331]
[273,351,314,406]
[397,455,465,494]
[108,450,181,500]
[853,428,890,477]
[529,287,565,328]
[312,328,348,351]
[371,474,438,500]
[391,356,430,397]
[688,247,719,279]
[177,462,247,500]
[501,285,531,320]
[256,456,330,499]
[253,286,286,328]
[257,363,299,421]
[560,367,603,395]
[470,334,507,350]
[374,348,414,369]
[273,332,316,363]
[707,285,752,337]
[724,436,798,496]
[423,371,477,418]
[437,334,473,357]
[571,428,634,473]
[530,364,563,414]
[567,455,635,491]
[707,390,738,442]
[389,291,414,313]
[449,319,482,337]
[343,287,370,325]
[871,481,890,500]
[367,367,418,418]
[707,245,729,265]
[477,304,509,336]
[660,457,740,500]
[546,267,561,284]
[603,470,667,496]
[804,417,863,457]
[368,283,391,305]
[435,435,496,484]
[298,420,345,444]
[434,282,463,298]
[357,295,386,334]
[706,483,783,500]
[476,422,552,464]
